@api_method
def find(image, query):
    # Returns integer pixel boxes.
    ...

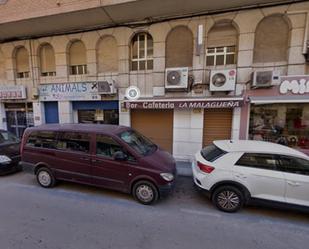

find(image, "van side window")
[236,153,278,170]
[279,156,309,176]
[26,131,57,149]
[56,132,90,153]
[96,135,124,159]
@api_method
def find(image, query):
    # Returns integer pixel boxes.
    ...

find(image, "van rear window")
[201,144,227,162]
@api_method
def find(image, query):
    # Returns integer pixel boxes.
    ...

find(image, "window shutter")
[69,41,87,66]
[40,44,56,73]
[97,36,118,73]
[0,51,5,79]
[207,24,238,48]
[16,47,29,73]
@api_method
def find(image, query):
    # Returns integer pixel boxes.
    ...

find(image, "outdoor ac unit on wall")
[165,67,189,89]
[251,71,280,88]
[98,80,116,94]
[209,69,236,92]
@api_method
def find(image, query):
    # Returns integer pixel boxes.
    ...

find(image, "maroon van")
[20,124,177,204]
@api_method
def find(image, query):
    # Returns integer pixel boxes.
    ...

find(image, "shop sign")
[0,85,26,100]
[125,99,243,109]
[280,76,309,95]
[39,82,101,101]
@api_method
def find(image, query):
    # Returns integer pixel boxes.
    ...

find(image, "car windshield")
[0,131,19,144]
[118,130,157,156]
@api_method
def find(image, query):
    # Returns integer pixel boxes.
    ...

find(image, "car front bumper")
[0,161,22,176]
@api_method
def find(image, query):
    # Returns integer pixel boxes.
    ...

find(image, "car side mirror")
[113,151,128,161]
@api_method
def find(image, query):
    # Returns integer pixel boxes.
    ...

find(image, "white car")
[192,140,309,212]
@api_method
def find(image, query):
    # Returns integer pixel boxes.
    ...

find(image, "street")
[0,172,308,249]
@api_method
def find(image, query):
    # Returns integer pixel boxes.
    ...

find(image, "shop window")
[253,15,289,63]
[130,33,153,71]
[166,26,193,68]
[97,36,118,73]
[39,44,56,77]
[69,40,87,75]
[15,47,30,78]
[249,104,309,150]
[206,22,238,66]
[0,50,5,80]
[78,109,119,125]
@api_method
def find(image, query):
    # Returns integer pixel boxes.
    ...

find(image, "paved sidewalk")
[176,161,192,176]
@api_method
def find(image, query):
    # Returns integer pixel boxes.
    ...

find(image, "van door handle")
[287,181,300,187]
[80,157,91,161]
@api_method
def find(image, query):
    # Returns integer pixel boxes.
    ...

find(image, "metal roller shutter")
[131,110,173,153]
[203,109,232,147]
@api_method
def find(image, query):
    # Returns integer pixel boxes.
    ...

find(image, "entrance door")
[131,110,173,153]
[44,102,59,124]
[203,109,233,147]
[6,110,27,138]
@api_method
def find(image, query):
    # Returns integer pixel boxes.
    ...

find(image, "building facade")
[0,0,309,160]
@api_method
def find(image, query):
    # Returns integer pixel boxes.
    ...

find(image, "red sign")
[124,99,243,109]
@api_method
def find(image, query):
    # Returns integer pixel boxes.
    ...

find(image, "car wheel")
[133,181,159,205]
[36,167,56,188]
[212,186,244,213]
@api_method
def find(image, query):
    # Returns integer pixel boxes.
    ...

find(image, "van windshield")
[0,131,19,144]
[118,130,157,156]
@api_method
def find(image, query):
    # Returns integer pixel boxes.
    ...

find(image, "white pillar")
[0,102,7,130]
[119,102,131,127]
[33,102,45,126]
[231,107,241,140]
[58,101,73,124]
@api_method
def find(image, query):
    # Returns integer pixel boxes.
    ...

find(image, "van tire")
[133,180,158,205]
[36,167,56,188]
[212,185,244,213]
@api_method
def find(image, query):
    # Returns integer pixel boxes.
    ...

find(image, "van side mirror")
[113,151,128,161]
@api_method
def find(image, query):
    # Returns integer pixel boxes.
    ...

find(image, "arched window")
[39,44,56,77]
[15,47,30,78]
[166,26,193,68]
[97,36,118,73]
[206,22,238,66]
[130,33,153,71]
[253,15,289,63]
[0,50,5,80]
[69,40,87,75]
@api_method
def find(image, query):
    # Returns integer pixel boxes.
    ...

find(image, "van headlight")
[0,155,11,165]
[160,173,174,182]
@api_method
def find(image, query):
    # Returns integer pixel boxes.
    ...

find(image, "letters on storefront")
[124,99,243,109]
[0,85,26,100]
[280,76,309,95]
[39,82,101,101]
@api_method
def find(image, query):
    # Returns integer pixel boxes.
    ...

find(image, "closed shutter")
[131,110,173,153]
[69,41,87,66]
[16,47,29,73]
[203,109,232,147]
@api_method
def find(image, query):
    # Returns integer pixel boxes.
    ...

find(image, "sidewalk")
[176,161,192,177]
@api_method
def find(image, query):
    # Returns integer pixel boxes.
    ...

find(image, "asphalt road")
[0,171,308,249]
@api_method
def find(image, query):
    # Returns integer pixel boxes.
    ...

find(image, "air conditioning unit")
[98,80,116,94]
[209,69,236,92]
[165,67,189,89]
[252,71,280,88]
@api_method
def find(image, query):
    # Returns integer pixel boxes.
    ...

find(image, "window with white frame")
[206,46,236,66]
[130,33,153,71]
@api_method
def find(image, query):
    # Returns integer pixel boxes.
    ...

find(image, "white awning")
[249,95,309,104]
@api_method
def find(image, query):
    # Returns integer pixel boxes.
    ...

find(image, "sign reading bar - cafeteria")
[125,98,243,109]
[39,82,101,101]
[0,85,26,100]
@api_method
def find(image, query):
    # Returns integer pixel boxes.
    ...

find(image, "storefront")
[241,75,309,155]
[0,85,33,138]
[124,97,243,157]
[39,82,119,125]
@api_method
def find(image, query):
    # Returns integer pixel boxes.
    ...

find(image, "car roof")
[25,123,130,135]
[213,140,309,159]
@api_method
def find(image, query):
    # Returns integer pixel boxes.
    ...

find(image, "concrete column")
[33,102,45,126]
[173,109,204,161]
[0,103,7,130]
[58,101,73,124]
[119,102,130,127]
[231,107,241,140]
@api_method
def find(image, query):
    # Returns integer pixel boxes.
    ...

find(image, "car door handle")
[287,181,300,187]
[235,174,247,179]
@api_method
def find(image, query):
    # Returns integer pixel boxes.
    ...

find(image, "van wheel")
[36,167,56,188]
[133,181,158,205]
[212,186,244,213]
